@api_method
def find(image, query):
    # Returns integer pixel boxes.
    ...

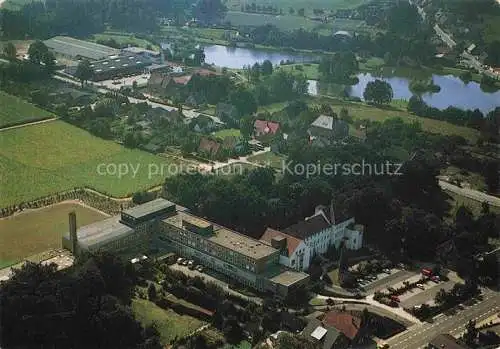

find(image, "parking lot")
[359,269,416,293]
[97,73,150,90]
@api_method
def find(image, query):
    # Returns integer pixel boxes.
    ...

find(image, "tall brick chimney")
[68,211,78,255]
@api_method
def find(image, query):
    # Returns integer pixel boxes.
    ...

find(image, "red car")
[390,295,400,303]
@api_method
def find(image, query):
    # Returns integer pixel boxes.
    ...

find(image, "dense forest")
[0,0,227,39]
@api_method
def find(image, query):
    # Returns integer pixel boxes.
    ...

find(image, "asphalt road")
[439,180,500,207]
[387,290,499,349]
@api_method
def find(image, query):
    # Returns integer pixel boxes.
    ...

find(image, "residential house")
[427,334,471,349]
[260,205,363,272]
[302,318,349,349]
[308,114,349,146]
[198,136,221,156]
[320,310,370,347]
[254,120,280,138]
[147,71,192,95]
[216,103,239,122]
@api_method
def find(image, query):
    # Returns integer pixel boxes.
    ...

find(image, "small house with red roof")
[254,120,280,138]
[320,310,369,346]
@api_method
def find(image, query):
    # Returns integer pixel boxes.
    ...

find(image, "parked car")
[430,275,440,283]
[390,295,400,303]
[182,260,189,266]
[177,258,184,265]
[196,265,204,272]
[416,283,425,290]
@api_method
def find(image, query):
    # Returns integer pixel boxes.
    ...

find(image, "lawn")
[213,128,241,139]
[224,11,321,31]
[310,97,480,142]
[247,152,286,170]
[257,101,289,114]
[0,91,54,128]
[327,268,341,286]
[0,121,189,206]
[277,63,320,80]
[92,32,159,50]
[225,0,370,12]
[131,298,206,345]
[215,162,259,176]
[0,202,107,267]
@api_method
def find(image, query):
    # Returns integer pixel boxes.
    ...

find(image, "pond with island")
[202,44,500,114]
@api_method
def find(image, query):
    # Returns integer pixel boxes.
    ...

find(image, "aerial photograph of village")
[0,0,499,348]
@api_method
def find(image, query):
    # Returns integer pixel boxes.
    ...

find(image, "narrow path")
[0,117,58,132]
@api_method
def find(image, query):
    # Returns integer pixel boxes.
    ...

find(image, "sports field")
[0,91,54,128]
[0,202,107,268]
[0,121,190,207]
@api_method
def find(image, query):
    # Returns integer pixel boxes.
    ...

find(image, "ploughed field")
[0,121,189,207]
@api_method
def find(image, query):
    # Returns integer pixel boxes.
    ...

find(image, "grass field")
[131,298,206,345]
[0,121,188,207]
[213,128,241,138]
[327,268,341,286]
[0,91,54,128]
[310,97,480,142]
[224,11,322,31]
[225,0,370,12]
[0,202,107,267]
[247,152,286,169]
[92,32,159,50]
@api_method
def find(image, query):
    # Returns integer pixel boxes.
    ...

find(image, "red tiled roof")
[322,311,361,340]
[198,137,221,154]
[260,228,303,256]
[172,75,192,85]
[254,120,280,135]
[194,68,220,77]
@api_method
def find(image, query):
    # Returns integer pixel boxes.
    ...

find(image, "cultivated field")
[0,202,107,268]
[225,0,370,12]
[0,121,190,207]
[0,91,54,128]
[132,298,206,345]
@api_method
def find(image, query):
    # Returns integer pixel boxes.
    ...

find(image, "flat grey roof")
[44,36,120,60]
[269,270,309,287]
[122,198,176,219]
[89,53,152,74]
[70,216,134,248]
[162,212,278,260]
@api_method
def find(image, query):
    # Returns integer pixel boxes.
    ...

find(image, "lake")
[309,74,500,113]
[346,73,500,114]
[203,44,317,69]
[202,44,500,113]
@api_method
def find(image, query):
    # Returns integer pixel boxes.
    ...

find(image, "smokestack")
[69,211,78,255]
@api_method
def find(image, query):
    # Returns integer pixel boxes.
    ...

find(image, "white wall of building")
[282,216,363,272]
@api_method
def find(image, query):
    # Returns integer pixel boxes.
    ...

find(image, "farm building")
[65,53,153,81]
[44,36,120,61]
